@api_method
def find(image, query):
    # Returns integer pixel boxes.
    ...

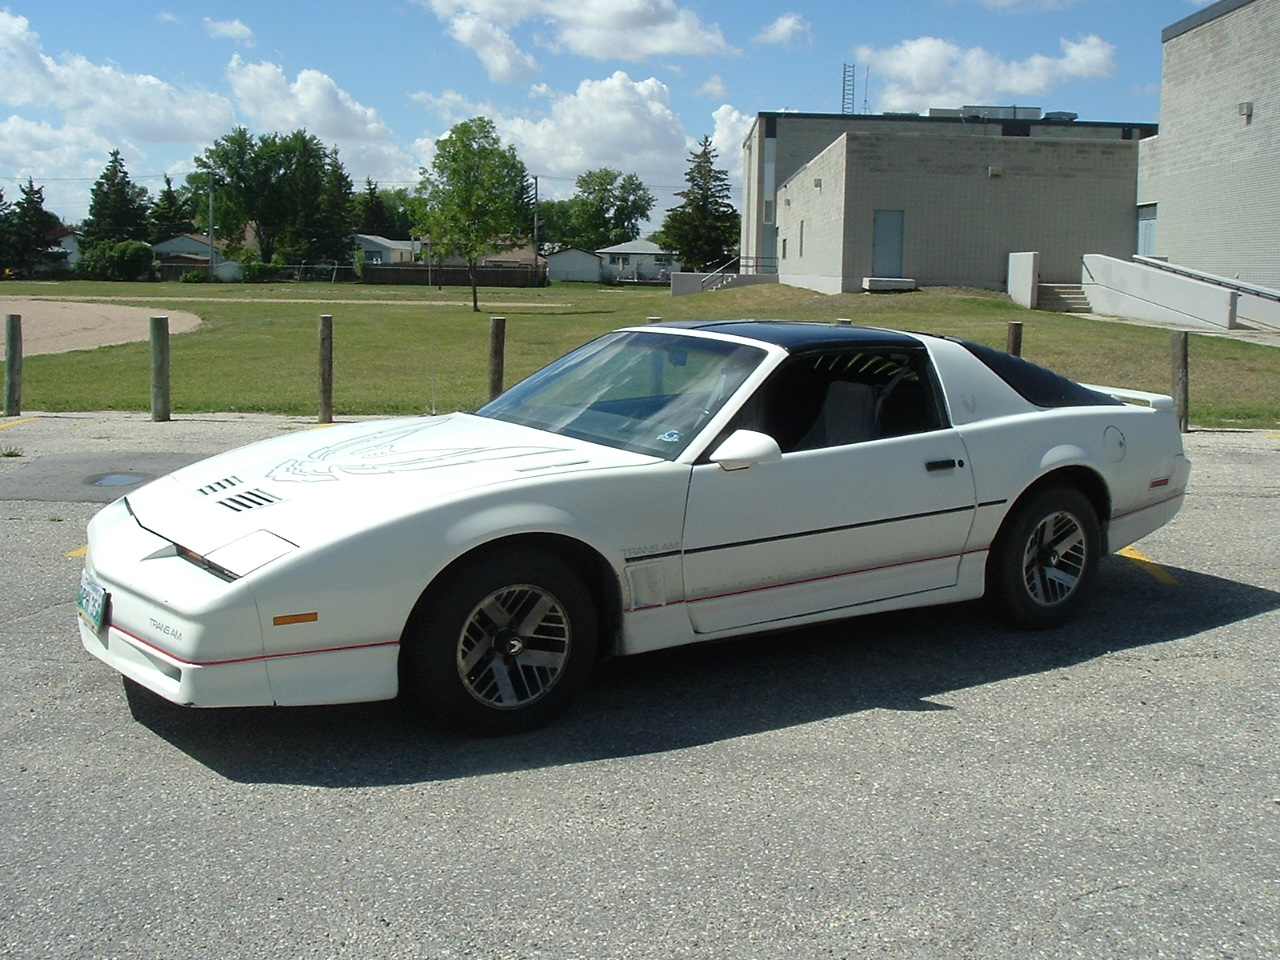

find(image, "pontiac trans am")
[77,321,1190,733]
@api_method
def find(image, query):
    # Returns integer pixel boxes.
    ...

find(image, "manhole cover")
[88,473,151,487]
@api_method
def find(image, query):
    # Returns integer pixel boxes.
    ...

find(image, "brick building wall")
[1139,0,1280,289]
[775,130,1140,291]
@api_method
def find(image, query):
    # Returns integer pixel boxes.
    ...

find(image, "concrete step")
[1037,284,1091,313]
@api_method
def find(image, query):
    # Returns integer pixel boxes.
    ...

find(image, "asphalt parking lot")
[1,412,1277,959]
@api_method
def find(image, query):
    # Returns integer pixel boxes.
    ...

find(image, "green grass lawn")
[5,279,1278,428]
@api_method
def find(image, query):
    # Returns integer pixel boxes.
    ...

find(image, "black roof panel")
[655,320,925,353]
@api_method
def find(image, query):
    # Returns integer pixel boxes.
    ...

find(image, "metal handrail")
[1132,256,1280,304]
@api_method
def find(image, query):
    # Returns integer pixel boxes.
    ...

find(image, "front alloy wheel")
[457,582,572,710]
[400,548,598,735]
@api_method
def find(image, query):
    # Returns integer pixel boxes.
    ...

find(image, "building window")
[781,238,788,259]
[1137,204,1157,256]
[799,221,805,258]
[763,200,775,224]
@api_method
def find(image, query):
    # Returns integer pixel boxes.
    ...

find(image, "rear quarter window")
[958,340,1123,408]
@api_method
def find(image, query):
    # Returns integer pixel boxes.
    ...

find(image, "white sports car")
[78,321,1190,733]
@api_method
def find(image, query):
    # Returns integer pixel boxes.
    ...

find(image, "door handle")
[926,459,960,471]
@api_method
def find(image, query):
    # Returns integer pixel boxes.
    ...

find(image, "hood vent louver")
[197,476,243,496]
[216,489,283,513]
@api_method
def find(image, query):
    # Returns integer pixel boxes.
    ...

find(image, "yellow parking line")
[0,416,38,431]
[1118,545,1179,585]
[66,545,87,558]
[1267,432,1280,440]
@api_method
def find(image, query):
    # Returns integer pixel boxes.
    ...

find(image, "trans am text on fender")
[78,321,1191,733]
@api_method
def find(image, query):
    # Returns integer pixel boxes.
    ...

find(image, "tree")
[414,117,532,311]
[82,150,151,246]
[355,178,395,237]
[538,168,655,253]
[0,188,14,274]
[659,136,739,272]
[10,179,63,277]
[191,127,354,263]
[148,175,196,243]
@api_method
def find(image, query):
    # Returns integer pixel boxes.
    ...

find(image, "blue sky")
[0,1,1216,223]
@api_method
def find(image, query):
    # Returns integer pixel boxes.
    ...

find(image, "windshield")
[477,331,766,459]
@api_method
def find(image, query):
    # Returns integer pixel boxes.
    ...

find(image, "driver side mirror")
[709,429,783,471]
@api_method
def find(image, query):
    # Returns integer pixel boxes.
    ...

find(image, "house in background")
[350,234,417,264]
[152,233,241,281]
[1138,0,1279,290]
[546,246,603,283]
[36,226,81,274]
[742,108,1155,294]
[596,239,680,282]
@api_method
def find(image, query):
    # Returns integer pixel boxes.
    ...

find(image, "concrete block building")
[1138,0,1280,289]
[742,110,1155,293]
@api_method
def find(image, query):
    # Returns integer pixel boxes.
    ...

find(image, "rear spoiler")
[1079,384,1174,410]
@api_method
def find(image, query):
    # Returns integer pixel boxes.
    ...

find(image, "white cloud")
[203,17,255,47]
[0,11,235,142]
[226,56,416,182]
[228,56,393,141]
[694,74,727,99]
[447,13,538,83]
[709,104,751,184]
[501,72,689,181]
[419,0,735,80]
[753,14,811,47]
[854,34,1115,113]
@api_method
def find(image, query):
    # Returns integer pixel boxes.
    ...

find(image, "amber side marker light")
[273,612,319,626]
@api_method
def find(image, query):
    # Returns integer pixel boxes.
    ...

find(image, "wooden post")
[488,317,506,400]
[1172,330,1189,434]
[3,314,20,417]
[1006,321,1023,357]
[318,314,334,424]
[149,316,170,422]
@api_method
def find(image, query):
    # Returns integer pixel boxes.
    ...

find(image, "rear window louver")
[215,489,283,513]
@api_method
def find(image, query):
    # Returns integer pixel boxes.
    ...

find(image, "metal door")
[872,210,905,277]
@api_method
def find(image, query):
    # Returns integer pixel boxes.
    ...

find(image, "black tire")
[399,548,598,735]
[987,485,1101,629]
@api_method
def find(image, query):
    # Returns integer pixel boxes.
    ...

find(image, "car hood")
[125,413,660,562]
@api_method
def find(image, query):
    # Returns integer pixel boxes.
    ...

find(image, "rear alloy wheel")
[401,549,598,735]
[988,485,1101,629]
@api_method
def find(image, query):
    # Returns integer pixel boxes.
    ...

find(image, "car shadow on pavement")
[122,555,1280,786]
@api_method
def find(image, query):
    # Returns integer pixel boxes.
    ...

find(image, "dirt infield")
[0,298,201,357]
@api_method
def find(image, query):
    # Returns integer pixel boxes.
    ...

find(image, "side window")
[742,350,945,453]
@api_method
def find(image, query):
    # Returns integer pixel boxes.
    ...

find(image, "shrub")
[79,240,156,281]
[242,259,284,283]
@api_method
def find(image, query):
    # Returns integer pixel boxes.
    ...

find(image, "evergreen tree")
[10,179,64,276]
[355,178,396,237]
[83,150,151,246]
[414,116,532,311]
[0,188,14,274]
[148,175,196,243]
[659,136,739,272]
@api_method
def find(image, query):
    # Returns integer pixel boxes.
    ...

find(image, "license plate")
[77,569,109,632]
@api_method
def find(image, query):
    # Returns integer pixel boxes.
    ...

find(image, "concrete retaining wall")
[1082,255,1238,329]
[1007,252,1040,308]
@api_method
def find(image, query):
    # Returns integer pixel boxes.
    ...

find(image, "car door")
[680,348,977,634]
